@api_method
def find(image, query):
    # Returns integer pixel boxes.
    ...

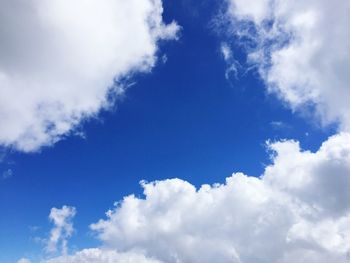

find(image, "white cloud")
[0,0,179,152]
[227,0,271,24]
[46,206,76,255]
[221,43,233,61]
[38,133,350,262]
[220,42,239,79]
[224,0,350,130]
[17,258,32,263]
[44,248,160,263]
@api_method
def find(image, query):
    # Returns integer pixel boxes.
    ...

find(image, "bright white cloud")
[46,206,76,255]
[17,258,32,263]
[0,0,178,152]
[38,133,350,262]
[227,0,271,24]
[224,0,350,130]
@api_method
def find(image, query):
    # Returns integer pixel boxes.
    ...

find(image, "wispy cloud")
[2,168,13,180]
[220,42,240,80]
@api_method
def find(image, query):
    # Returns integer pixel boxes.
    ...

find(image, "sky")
[0,0,349,262]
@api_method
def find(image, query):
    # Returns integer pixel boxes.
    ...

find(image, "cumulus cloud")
[39,133,350,262]
[223,0,350,130]
[0,0,178,152]
[17,258,32,263]
[46,206,76,255]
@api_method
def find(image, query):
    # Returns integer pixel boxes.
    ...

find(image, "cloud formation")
[0,0,178,152]
[39,133,350,262]
[224,0,350,130]
[46,206,76,255]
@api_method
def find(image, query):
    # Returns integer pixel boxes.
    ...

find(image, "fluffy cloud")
[224,0,350,130]
[0,0,178,152]
[46,206,76,255]
[39,133,350,262]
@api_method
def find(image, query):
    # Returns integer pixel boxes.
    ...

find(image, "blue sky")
[1,0,350,262]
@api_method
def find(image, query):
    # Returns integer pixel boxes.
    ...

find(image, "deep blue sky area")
[0,1,334,262]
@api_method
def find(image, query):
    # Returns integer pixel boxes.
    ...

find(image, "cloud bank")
[224,0,350,130]
[34,133,350,262]
[0,0,178,152]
